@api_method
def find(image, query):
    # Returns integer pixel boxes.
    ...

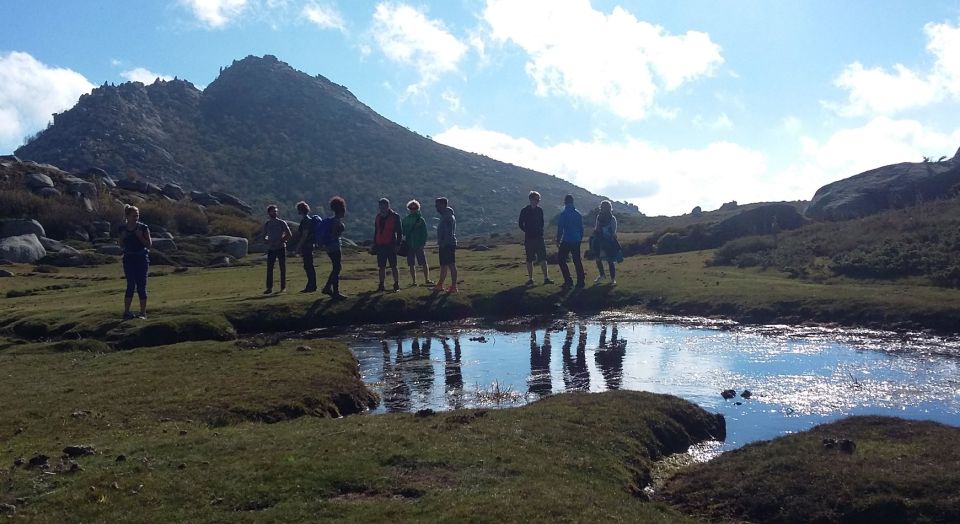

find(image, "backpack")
[310,215,331,247]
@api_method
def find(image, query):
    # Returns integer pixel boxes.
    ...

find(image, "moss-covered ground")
[658,416,960,523]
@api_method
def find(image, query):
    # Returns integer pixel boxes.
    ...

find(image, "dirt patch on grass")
[659,416,960,524]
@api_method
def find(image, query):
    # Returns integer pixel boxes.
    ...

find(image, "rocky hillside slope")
[16,55,636,235]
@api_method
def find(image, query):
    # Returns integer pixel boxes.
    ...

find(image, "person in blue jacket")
[555,194,586,288]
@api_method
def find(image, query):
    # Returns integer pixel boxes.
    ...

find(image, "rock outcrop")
[208,236,248,259]
[806,154,960,220]
[1,219,46,239]
[0,234,47,263]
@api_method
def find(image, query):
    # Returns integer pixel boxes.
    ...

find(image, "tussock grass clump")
[659,416,960,523]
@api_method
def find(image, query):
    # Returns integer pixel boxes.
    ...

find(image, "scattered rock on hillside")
[38,237,79,254]
[161,183,185,200]
[97,244,123,256]
[190,190,220,206]
[37,187,61,198]
[24,172,54,191]
[718,201,739,211]
[0,269,14,277]
[209,235,248,258]
[807,155,960,220]
[0,218,46,239]
[63,444,97,458]
[61,174,98,197]
[0,234,47,263]
[210,191,253,213]
[151,238,177,252]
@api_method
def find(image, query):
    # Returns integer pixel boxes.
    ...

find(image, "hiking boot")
[433,282,444,291]
[611,279,617,286]
[393,282,401,292]
[525,279,534,286]
[424,279,436,286]
[278,286,286,293]
[300,287,316,293]
[332,292,348,300]
[446,286,459,294]
[376,284,386,293]
[136,312,147,319]
[263,288,273,294]
[321,286,333,296]
[594,275,605,283]
[575,281,585,289]
[122,311,136,320]
[543,277,554,285]
[561,280,574,289]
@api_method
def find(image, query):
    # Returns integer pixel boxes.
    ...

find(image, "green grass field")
[3,242,960,521]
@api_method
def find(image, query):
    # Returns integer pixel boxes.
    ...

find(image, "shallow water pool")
[343,313,960,451]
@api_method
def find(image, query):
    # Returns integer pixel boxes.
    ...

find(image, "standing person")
[295,201,317,293]
[117,204,152,319]
[434,197,459,294]
[591,200,623,285]
[321,196,348,300]
[555,194,586,288]
[518,190,552,286]
[373,198,402,292]
[401,199,433,287]
[261,204,292,294]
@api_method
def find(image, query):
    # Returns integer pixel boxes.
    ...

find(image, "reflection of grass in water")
[474,380,523,405]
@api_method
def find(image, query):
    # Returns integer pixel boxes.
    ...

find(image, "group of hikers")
[116,191,623,320]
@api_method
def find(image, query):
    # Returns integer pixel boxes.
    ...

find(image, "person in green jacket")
[401,199,433,287]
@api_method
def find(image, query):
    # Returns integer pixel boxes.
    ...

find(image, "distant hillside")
[16,55,636,235]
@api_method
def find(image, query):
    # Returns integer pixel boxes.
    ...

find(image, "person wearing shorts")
[373,198,402,292]
[518,190,552,285]
[401,199,433,286]
[434,197,458,294]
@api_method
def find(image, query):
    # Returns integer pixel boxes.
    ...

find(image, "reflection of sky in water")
[347,318,960,451]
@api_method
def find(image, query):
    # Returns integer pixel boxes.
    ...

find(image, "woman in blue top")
[117,204,152,319]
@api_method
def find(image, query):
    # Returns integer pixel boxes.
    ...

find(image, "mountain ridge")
[16,55,638,234]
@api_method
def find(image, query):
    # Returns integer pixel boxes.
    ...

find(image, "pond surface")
[343,313,960,452]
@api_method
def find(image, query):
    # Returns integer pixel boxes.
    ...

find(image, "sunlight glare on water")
[345,314,960,452]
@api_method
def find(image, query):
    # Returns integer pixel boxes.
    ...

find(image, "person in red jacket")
[373,197,403,292]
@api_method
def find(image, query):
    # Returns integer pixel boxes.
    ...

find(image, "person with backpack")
[373,197,402,292]
[401,199,432,287]
[295,200,318,293]
[590,200,623,285]
[518,190,553,286]
[556,194,586,288]
[321,196,348,300]
[434,196,459,294]
[261,204,292,294]
[117,204,152,319]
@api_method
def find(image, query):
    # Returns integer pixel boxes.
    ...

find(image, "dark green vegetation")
[710,197,960,287]
[0,332,721,521]
[659,416,960,523]
[15,54,636,235]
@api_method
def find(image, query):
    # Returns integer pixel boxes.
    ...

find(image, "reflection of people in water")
[561,322,590,391]
[407,336,434,398]
[595,322,626,390]
[381,339,411,412]
[441,336,465,409]
[528,330,552,397]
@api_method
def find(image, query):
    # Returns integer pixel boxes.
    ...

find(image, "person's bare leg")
[409,265,417,285]
[526,261,534,281]
[138,297,147,316]
[437,266,448,287]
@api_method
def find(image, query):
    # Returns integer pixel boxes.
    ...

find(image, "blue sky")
[2,0,960,215]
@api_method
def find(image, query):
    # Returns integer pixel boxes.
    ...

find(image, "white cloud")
[481,0,723,120]
[777,117,960,199]
[371,2,469,95]
[829,21,960,116]
[302,2,345,32]
[120,67,174,84]
[434,126,766,216]
[179,0,249,29]
[441,89,462,112]
[693,113,732,130]
[0,51,94,153]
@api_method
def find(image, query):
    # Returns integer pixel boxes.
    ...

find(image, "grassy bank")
[0,334,723,521]
[658,416,960,523]
[3,241,960,351]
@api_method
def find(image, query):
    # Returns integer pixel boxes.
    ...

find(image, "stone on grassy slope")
[0,218,45,239]
[0,234,46,263]
[806,156,960,220]
[209,235,248,258]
